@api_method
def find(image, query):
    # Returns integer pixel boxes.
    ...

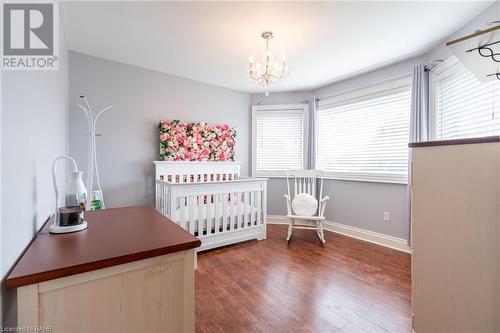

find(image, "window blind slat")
[434,59,500,140]
[254,108,305,175]
[317,87,411,183]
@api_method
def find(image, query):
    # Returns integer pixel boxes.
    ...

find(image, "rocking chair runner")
[284,170,330,244]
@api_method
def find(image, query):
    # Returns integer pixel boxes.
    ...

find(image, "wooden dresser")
[409,136,500,332]
[6,206,201,333]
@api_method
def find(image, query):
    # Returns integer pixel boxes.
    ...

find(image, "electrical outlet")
[383,211,391,222]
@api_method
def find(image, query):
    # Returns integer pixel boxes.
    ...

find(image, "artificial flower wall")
[158,120,236,161]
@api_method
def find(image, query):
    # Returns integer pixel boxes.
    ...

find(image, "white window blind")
[252,105,307,177]
[433,58,500,140]
[317,80,411,183]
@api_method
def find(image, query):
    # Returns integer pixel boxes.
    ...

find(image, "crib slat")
[186,196,194,233]
[243,192,249,228]
[235,192,239,229]
[230,193,235,231]
[163,186,167,216]
[237,192,242,229]
[214,194,220,234]
[257,190,262,226]
[179,197,185,227]
[198,196,203,237]
[156,183,159,212]
[185,196,189,231]
[251,191,255,226]
[222,194,228,232]
[209,195,215,235]
[158,184,161,213]
[155,184,158,211]
[159,185,162,215]
[182,197,187,225]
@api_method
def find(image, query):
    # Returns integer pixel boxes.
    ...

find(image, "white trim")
[267,215,289,224]
[324,221,412,253]
[267,215,412,253]
[317,76,411,109]
[242,175,408,185]
[251,104,309,177]
[321,173,408,185]
[429,56,459,140]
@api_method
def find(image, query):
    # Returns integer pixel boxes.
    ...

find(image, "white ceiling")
[60,1,493,93]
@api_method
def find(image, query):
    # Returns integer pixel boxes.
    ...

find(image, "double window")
[252,79,411,183]
[252,59,500,182]
[252,80,411,182]
[431,57,500,140]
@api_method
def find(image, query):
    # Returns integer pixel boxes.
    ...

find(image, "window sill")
[254,174,408,185]
[322,175,408,185]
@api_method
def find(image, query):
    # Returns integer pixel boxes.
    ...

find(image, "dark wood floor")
[196,224,411,333]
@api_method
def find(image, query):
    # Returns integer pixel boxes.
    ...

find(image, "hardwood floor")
[196,224,411,333]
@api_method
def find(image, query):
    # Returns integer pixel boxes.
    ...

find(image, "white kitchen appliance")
[50,155,88,234]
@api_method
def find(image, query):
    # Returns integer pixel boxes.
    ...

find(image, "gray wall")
[1,19,69,326]
[250,56,427,241]
[69,52,250,209]
[250,0,498,240]
[314,56,427,240]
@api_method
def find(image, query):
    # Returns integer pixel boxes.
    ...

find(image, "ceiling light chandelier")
[248,31,288,88]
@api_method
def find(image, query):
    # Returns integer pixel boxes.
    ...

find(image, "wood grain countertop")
[408,136,500,148]
[5,206,201,289]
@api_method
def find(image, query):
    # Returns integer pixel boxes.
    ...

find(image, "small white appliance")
[50,155,88,234]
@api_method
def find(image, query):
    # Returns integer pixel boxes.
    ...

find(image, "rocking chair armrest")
[319,196,330,217]
[284,194,292,215]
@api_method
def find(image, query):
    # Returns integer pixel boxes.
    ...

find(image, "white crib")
[154,161,268,251]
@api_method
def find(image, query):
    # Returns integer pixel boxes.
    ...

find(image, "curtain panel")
[408,64,430,246]
[308,96,317,170]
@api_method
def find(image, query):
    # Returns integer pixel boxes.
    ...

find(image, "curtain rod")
[424,59,444,72]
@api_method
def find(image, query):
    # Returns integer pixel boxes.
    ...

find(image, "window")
[252,104,308,177]
[316,78,411,183]
[431,57,500,140]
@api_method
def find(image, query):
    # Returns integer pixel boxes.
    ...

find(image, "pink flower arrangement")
[158,120,236,161]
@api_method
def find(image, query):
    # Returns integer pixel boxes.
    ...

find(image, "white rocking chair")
[284,170,330,244]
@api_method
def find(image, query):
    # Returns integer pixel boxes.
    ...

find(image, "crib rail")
[155,177,267,251]
[154,161,240,184]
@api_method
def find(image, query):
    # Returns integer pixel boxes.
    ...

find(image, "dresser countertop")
[6,206,201,288]
[408,135,500,148]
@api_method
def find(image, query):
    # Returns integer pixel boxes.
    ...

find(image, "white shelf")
[446,25,500,82]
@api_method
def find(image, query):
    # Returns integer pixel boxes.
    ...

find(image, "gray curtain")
[408,65,430,246]
[308,96,317,170]
[410,65,430,142]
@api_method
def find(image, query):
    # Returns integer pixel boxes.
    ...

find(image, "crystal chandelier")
[248,31,288,87]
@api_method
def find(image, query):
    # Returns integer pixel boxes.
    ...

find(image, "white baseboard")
[267,215,412,253]
[267,215,290,224]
